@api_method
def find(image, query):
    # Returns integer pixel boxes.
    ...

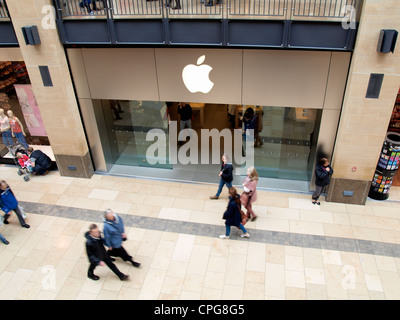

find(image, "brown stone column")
[327,0,400,204]
[6,0,93,178]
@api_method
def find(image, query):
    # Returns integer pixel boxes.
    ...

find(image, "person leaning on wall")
[312,157,334,205]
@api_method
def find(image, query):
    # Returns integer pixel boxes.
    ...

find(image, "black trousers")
[312,185,327,201]
[88,257,124,279]
[4,206,27,226]
[108,246,133,262]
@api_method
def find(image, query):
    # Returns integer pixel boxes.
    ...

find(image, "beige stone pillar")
[327,0,400,204]
[6,0,93,178]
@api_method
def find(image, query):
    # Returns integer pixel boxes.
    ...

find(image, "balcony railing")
[54,0,361,20]
[0,0,10,20]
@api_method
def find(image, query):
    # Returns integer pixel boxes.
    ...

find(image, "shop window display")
[0,61,53,164]
[388,88,400,133]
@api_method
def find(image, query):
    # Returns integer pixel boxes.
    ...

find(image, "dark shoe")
[88,274,100,281]
[120,274,129,281]
[22,224,30,228]
[3,240,9,245]
[172,6,181,9]
[251,216,257,222]
[3,214,9,224]
[210,195,219,200]
[106,250,116,261]
[131,261,141,268]
[205,2,213,6]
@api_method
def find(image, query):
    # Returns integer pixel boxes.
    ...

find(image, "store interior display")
[0,61,54,164]
[0,61,29,92]
[389,87,400,187]
[388,88,400,133]
[96,99,320,182]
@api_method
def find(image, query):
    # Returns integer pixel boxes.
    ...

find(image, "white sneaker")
[240,233,250,238]
[219,235,229,239]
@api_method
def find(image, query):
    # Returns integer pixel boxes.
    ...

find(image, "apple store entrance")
[93,99,321,192]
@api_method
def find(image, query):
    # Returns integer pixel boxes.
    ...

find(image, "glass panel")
[99,99,172,169]
[94,100,321,182]
[250,106,321,181]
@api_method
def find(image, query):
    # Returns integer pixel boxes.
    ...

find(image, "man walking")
[0,180,30,228]
[103,209,141,268]
[85,223,129,281]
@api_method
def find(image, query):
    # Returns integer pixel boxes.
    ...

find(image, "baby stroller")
[10,145,32,182]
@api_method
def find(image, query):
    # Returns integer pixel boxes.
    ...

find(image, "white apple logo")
[182,55,214,94]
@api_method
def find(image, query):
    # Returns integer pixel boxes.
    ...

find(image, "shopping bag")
[18,205,27,219]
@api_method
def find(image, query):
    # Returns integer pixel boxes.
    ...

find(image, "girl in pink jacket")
[241,166,259,221]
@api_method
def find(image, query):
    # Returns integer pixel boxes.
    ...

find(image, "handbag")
[240,191,252,207]
[18,205,27,219]
[238,205,249,225]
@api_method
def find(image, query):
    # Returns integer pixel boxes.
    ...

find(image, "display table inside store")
[295,108,317,122]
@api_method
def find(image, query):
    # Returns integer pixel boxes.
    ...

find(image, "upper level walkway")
[0,0,362,48]
[53,0,360,21]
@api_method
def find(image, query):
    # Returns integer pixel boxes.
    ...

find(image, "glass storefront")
[93,99,321,183]
[93,99,172,170]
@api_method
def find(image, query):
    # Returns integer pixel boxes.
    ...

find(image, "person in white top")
[0,108,14,148]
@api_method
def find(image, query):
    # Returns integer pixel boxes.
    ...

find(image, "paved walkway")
[0,165,400,300]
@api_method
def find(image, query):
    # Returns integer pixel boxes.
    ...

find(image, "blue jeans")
[178,119,192,140]
[14,132,29,150]
[215,178,232,197]
[225,224,247,236]
[2,130,14,147]
[0,232,6,244]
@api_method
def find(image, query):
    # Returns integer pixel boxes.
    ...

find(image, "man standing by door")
[177,102,193,143]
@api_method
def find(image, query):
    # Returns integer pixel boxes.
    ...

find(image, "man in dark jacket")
[178,102,193,143]
[312,157,334,205]
[210,154,233,200]
[85,224,128,281]
[26,147,52,175]
[0,180,29,228]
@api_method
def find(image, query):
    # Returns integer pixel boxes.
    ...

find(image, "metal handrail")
[0,0,10,20]
[228,0,287,17]
[53,0,361,19]
[290,0,358,18]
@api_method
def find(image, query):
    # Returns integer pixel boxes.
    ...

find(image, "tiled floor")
[0,165,400,300]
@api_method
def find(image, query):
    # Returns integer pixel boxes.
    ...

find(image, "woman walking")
[241,166,259,221]
[219,187,250,239]
[312,157,334,205]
